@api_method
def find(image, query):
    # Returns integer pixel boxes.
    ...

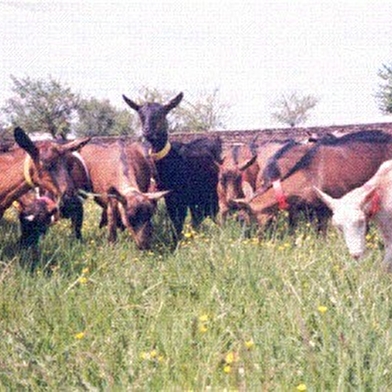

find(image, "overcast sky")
[1,0,392,129]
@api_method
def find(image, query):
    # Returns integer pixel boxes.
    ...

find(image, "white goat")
[315,160,392,271]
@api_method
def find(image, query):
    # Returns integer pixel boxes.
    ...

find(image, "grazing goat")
[15,192,58,248]
[235,130,392,234]
[315,160,392,271]
[80,140,167,249]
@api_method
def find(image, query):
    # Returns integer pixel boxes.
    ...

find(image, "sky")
[0,0,392,130]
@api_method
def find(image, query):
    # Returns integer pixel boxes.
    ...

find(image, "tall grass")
[1,201,392,390]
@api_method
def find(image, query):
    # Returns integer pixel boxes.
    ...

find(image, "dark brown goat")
[122,92,222,242]
[80,140,167,249]
[236,130,392,233]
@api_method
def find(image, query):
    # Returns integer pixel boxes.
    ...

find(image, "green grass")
[1,202,392,390]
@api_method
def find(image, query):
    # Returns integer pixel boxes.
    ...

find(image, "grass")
[1,201,392,390]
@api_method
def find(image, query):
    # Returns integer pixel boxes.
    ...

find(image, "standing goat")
[123,92,222,243]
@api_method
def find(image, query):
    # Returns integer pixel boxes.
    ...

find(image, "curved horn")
[60,137,91,153]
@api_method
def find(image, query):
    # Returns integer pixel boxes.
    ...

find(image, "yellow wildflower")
[318,305,328,314]
[199,314,209,322]
[296,383,307,391]
[78,276,88,284]
[245,340,255,350]
[225,352,236,364]
[223,365,231,373]
[74,331,85,340]
[140,352,148,360]
[199,324,208,333]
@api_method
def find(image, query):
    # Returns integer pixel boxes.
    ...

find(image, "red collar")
[272,180,289,210]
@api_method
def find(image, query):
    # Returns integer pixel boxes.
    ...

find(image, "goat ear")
[361,185,378,210]
[164,92,183,112]
[122,95,140,111]
[145,190,170,201]
[313,187,337,211]
[243,181,254,200]
[14,127,39,161]
[239,155,257,172]
[231,197,249,210]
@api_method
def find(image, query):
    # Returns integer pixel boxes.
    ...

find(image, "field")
[1,200,392,390]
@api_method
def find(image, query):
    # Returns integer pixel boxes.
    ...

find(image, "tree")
[133,87,230,133]
[0,123,13,145]
[75,97,136,137]
[2,75,79,138]
[271,91,319,128]
[376,63,392,114]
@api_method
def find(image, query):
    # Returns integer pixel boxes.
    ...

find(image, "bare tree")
[271,91,319,127]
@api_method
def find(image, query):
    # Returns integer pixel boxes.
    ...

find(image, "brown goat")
[0,127,90,219]
[81,140,167,249]
[235,130,392,233]
[217,143,258,223]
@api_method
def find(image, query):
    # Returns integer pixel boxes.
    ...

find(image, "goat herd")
[2,93,392,271]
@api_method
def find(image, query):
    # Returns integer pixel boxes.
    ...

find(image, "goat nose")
[351,252,363,261]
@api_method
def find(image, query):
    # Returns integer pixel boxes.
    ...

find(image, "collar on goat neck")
[23,155,36,188]
[272,180,289,210]
[149,141,171,161]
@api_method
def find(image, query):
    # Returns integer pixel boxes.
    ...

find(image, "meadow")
[1,200,392,391]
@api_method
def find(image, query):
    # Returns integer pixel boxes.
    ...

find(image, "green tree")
[2,75,79,138]
[0,122,13,145]
[271,91,319,128]
[75,97,136,137]
[376,63,392,114]
[133,87,230,133]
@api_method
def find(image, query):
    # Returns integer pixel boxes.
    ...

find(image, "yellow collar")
[23,155,36,188]
[149,141,171,161]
